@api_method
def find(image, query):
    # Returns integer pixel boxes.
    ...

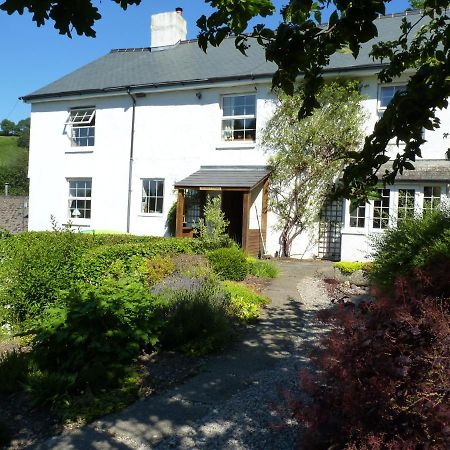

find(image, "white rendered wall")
[27,74,450,260]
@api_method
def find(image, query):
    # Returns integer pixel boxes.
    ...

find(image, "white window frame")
[66,107,96,147]
[423,185,443,214]
[349,201,367,228]
[67,178,92,224]
[372,188,392,230]
[378,84,407,111]
[221,94,257,143]
[141,178,164,215]
[396,188,417,222]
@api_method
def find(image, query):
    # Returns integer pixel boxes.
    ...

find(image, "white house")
[22,9,450,261]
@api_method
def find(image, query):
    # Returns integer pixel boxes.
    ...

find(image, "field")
[0,136,28,167]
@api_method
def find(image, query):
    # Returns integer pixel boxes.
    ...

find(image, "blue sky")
[0,0,412,122]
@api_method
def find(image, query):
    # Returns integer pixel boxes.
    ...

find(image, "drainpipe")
[126,88,136,233]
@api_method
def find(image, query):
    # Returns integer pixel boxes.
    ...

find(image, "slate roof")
[378,159,450,181]
[174,166,270,189]
[23,11,421,101]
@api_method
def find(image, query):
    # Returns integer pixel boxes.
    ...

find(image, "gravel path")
[41,260,334,450]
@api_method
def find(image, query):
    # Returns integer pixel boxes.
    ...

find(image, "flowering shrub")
[154,273,233,355]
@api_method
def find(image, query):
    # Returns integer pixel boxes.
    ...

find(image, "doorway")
[221,191,244,246]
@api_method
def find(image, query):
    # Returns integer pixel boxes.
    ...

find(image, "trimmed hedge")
[0,232,201,325]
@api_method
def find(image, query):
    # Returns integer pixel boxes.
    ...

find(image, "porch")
[174,166,270,257]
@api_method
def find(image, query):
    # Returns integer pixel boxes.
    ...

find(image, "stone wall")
[0,196,28,233]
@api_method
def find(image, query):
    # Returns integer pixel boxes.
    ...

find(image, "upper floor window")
[378,85,406,110]
[423,186,441,214]
[68,179,92,219]
[221,94,256,142]
[142,179,164,214]
[66,107,95,147]
[373,188,391,229]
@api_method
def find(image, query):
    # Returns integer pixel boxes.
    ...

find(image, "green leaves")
[0,0,142,37]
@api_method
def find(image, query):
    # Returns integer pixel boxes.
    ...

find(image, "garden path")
[39,259,334,450]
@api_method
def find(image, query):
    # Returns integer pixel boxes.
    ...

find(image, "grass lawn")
[0,136,28,167]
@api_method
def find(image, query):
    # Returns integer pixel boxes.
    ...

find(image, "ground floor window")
[349,201,366,228]
[423,186,441,213]
[345,184,446,231]
[373,188,391,229]
[397,188,415,221]
[68,179,92,219]
[142,179,164,214]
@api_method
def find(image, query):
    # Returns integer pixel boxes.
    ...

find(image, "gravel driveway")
[40,260,334,450]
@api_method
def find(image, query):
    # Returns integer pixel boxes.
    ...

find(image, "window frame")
[349,201,366,228]
[220,94,257,143]
[141,178,165,215]
[423,185,442,214]
[378,84,407,111]
[66,107,96,148]
[372,188,391,230]
[67,178,92,224]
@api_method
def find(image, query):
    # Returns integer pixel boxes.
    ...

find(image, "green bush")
[146,256,175,285]
[154,274,233,355]
[76,239,200,286]
[0,232,201,325]
[223,281,269,322]
[31,278,163,397]
[207,246,248,281]
[246,257,279,278]
[0,349,29,393]
[333,261,369,275]
[370,210,450,289]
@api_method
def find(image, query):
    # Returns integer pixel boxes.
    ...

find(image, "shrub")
[31,278,163,397]
[146,256,175,285]
[370,210,450,289]
[0,349,29,393]
[196,196,232,250]
[172,254,210,276]
[284,212,450,449]
[154,274,233,355]
[223,281,269,321]
[0,232,201,325]
[333,261,368,275]
[207,246,248,281]
[76,239,200,286]
[247,257,279,278]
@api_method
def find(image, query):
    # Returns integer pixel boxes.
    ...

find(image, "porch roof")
[377,159,450,182]
[174,165,270,190]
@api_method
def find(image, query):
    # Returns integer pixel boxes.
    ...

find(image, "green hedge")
[0,232,201,325]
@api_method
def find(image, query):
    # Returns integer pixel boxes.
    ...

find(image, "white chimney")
[151,8,187,48]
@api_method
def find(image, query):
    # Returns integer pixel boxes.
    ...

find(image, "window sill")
[138,213,164,217]
[63,222,91,228]
[65,149,94,154]
[342,228,367,235]
[216,142,256,151]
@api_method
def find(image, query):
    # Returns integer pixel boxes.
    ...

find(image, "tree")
[0,119,17,136]
[262,82,365,257]
[16,118,30,148]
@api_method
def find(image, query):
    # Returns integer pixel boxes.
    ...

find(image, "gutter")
[126,88,136,234]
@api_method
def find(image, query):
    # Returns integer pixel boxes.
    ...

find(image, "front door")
[221,191,243,246]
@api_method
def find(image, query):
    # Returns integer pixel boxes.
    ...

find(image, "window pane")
[373,189,390,229]
[149,197,156,212]
[157,180,164,197]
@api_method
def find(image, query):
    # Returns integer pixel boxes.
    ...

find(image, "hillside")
[0,136,28,167]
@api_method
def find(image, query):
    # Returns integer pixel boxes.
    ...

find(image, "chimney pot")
[175,7,183,15]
